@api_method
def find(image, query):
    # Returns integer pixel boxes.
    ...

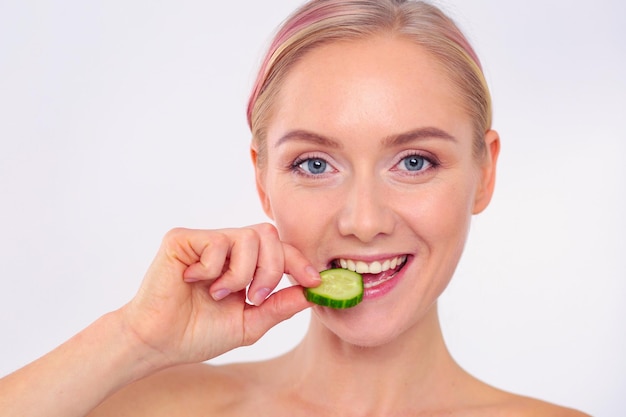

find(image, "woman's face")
[253,35,498,346]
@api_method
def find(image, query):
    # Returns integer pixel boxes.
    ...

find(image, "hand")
[119,223,320,368]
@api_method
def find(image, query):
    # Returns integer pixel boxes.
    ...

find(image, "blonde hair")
[247,0,492,165]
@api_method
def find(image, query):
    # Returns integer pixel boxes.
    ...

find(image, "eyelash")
[289,151,440,179]
[290,155,334,178]
[392,152,439,175]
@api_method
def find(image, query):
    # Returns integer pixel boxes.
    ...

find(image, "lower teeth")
[363,275,394,289]
[362,264,404,289]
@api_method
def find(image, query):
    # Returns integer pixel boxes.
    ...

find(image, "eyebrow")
[274,126,456,149]
[382,127,457,147]
[274,130,342,149]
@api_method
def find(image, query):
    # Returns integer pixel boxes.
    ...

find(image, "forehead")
[267,34,471,143]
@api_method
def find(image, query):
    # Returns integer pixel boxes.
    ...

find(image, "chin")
[313,303,409,348]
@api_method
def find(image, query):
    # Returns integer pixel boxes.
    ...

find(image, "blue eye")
[299,158,329,175]
[401,155,428,171]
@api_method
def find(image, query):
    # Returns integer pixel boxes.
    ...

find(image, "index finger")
[282,243,321,288]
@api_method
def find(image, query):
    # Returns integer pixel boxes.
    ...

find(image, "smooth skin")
[0,225,320,417]
[0,35,589,417]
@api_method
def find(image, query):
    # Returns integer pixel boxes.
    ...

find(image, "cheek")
[403,180,476,245]
[269,187,330,249]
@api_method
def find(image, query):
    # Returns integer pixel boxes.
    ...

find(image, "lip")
[327,254,410,301]
[363,256,410,300]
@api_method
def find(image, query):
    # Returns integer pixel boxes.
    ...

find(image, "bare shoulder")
[86,361,591,417]
[87,362,259,417]
[484,392,592,417]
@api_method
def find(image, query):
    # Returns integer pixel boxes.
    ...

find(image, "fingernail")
[305,266,321,282]
[252,287,272,305]
[212,288,231,301]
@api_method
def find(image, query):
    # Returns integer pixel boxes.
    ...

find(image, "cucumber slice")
[304,268,363,308]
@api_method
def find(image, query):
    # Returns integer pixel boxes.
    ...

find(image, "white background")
[0,0,624,415]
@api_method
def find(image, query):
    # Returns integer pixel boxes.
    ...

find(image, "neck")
[282,304,469,413]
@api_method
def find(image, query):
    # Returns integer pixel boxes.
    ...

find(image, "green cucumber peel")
[304,268,363,309]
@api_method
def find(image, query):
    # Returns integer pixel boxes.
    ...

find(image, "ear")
[250,145,274,220]
[473,129,500,214]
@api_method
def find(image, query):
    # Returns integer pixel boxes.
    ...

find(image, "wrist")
[99,308,172,385]
[0,310,173,417]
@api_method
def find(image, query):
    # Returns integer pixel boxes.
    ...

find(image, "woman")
[0,0,589,415]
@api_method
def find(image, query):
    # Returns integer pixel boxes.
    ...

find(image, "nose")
[336,177,396,243]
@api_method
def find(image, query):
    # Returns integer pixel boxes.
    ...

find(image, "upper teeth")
[339,255,407,274]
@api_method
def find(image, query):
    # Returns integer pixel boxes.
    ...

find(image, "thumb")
[241,286,311,345]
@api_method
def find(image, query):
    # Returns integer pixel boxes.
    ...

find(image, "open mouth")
[330,255,409,290]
